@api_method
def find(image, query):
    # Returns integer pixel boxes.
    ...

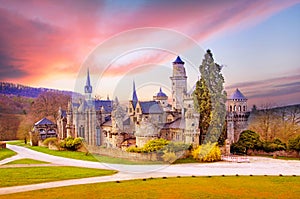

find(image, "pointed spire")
[84,68,92,94]
[173,56,184,64]
[132,81,138,109]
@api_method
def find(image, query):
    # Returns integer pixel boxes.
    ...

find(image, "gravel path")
[0,144,299,195]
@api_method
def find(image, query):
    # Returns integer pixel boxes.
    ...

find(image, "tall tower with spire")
[84,68,93,104]
[170,56,187,111]
[132,81,138,109]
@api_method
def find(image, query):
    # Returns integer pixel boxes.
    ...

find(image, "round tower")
[227,88,250,144]
[153,87,168,109]
[170,56,187,111]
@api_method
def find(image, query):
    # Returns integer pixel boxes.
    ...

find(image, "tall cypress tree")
[194,49,227,144]
[193,77,211,145]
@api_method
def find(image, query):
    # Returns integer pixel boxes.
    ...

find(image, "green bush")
[126,139,169,153]
[60,137,83,151]
[288,135,300,152]
[263,139,286,152]
[143,138,170,152]
[162,151,177,163]
[43,138,58,146]
[163,142,192,153]
[192,142,221,162]
[231,130,262,154]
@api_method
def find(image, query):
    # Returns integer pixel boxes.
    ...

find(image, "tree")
[231,130,262,154]
[288,135,300,152]
[30,92,70,122]
[193,77,211,145]
[193,49,227,144]
[249,103,300,142]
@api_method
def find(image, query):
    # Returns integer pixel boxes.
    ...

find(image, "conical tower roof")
[229,88,247,100]
[173,56,184,64]
[132,81,138,109]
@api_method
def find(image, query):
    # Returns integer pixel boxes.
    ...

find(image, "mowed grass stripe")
[0,148,17,161]
[0,166,116,187]
[1,176,299,199]
[4,158,49,165]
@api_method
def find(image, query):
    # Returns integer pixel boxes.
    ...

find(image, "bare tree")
[30,92,70,122]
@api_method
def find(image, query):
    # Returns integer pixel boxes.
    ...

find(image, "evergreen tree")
[193,77,211,145]
[194,49,227,144]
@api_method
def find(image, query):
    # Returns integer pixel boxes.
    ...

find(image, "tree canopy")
[193,49,227,144]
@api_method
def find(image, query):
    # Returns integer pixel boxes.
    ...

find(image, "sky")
[0,0,300,108]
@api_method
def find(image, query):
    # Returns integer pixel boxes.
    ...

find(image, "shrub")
[126,146,143,153]
[231,130,262,154]
[126,139,170,153]
[60,137,83,151]
[288,135,300,152]
[163,142,192,153]
[43,137,58,146]
[162,151,177,163]
[143,138,170,152]
[192,142,221,162]
[263,139,286,152]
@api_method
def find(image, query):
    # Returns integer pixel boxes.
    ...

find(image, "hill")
[0,82,74,98]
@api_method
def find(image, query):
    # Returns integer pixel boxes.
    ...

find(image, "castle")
[56,50,250,149]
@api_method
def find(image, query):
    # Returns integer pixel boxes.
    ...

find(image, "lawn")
[7,140,163,165]
[0,166,117,187]
[1,176,299,199]
[4,158,49,165]
[0,148,17,160]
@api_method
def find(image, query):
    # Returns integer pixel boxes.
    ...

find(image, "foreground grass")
[1,176,299,199]
[4,158,49,165]
[8,140,163,165]
[0,166,116,187]
[0,148,17,161]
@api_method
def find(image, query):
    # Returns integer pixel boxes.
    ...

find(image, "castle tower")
[84,68,93,105]
[132,81,138,109]
[66,101,73,137]
[170,56,187,111]
[153,87,168,109]
[226,88,250,144]
[129,81,138,124]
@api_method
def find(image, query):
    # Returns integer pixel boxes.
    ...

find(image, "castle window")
[129,108,132,113]
[229,105,232,112]
[238,106,242,112]
[136,108,140,113]
[233,105,236,111]
[243,106,246,112]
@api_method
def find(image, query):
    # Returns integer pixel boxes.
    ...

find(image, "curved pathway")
[0,144,299,195]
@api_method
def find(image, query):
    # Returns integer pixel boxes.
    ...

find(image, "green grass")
[173,156,198,164]
[7,140,163,165]
[0,148,17,160]
[4,158,49,165]
[0,166,116,187]
[1,176,299,199]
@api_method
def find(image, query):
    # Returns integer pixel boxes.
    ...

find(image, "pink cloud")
[0,0,298,92]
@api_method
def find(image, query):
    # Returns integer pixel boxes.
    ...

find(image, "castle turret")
[170,56,187,111]
[153,87,168,109]
[84,68,93,105]
[226,88,250,144]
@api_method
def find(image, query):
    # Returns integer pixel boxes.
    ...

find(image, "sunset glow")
[0,0,299,107]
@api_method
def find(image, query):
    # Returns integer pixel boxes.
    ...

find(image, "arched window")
[238,106,242,112]
[233,105,236,111]
[243,106,246,112]
[229,105,232,112]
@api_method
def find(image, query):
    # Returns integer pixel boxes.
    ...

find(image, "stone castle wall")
[87,145,159,162]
